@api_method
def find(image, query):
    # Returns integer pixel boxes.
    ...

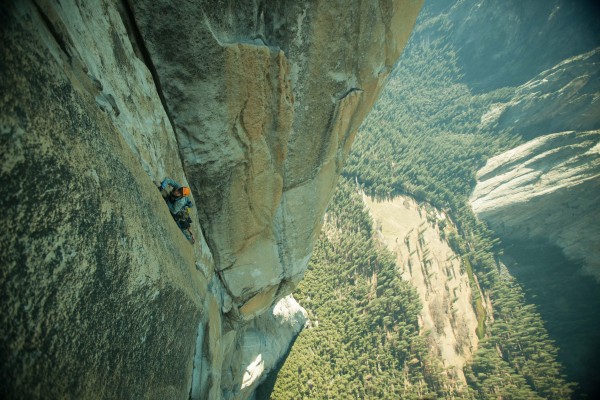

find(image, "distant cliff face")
[471,130,600,279]
[465,13,600,391]
[0,0,422,399]
[480,48,600,140]
[470,32,600,281]
[419,0,600,92]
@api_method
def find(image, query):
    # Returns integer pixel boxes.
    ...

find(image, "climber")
[158,177,195,243]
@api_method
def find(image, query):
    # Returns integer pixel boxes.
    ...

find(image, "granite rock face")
[471,130,600,279]
[0,2,208,398]
[472,42,600,282]
[222,295,307,399]
[0,0,422,399]
[480,48,600,139]
[129,0,424,316]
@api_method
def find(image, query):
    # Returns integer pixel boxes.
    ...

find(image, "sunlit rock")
[481,48,600,138]
[471,130,600,279]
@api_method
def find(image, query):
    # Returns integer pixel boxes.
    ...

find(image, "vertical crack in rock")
[117,0,219,265]
[117,0,178,150]
[215,269,237,311]
[32,1,71,61]
[189,321,206,400]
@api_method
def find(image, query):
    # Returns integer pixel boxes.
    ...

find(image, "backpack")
[175,207,192,230]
